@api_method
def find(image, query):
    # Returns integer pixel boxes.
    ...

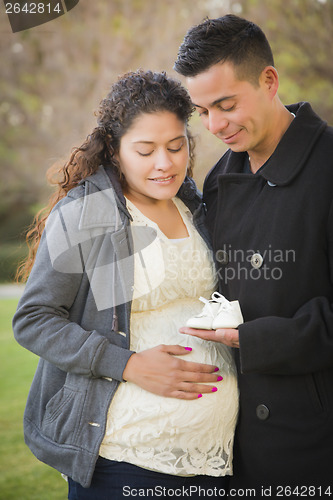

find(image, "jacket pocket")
[42,386,85,445]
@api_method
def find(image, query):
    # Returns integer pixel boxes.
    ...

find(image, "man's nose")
[208,112,228,135]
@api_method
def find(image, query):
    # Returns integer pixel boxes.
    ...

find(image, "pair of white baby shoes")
[186,291,243,330]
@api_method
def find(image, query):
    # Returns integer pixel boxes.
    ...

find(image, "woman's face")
[117,111,189,204]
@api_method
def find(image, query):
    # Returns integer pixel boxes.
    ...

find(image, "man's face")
[186,62,274,157]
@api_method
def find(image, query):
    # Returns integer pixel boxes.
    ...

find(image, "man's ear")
[260,66,279,98]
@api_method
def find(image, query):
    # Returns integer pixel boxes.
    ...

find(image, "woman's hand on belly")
[122,344,221,400]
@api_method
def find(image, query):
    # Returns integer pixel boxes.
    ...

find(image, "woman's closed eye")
[167,138,186,153]
[137,142,185,157]
[137,150,154,157]
[168,143,184,153]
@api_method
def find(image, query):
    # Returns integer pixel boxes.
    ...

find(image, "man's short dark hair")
[174,14,274,86]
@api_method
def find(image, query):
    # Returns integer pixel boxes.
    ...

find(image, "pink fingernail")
[185,347,192,351]
[214,367,219,372]
[212,387,218,392]
[217,376,223,382]
[198,394,203,398]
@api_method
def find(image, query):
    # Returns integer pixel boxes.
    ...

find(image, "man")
[176,14,333,495]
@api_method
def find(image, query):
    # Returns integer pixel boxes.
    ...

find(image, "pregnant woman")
[13,70,238,499]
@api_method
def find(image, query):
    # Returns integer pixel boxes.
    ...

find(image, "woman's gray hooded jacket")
[12,165,210,488]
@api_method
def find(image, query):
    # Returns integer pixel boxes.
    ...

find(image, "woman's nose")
[154,149,173,170]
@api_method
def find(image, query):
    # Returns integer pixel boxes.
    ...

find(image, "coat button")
[256,404,270,420]
[251,253,264,269]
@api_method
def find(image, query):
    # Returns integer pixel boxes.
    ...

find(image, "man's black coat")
[204,102,333,494]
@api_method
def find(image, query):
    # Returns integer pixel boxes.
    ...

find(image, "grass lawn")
[0,299,67,500]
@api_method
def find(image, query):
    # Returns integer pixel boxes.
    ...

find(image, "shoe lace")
[197,296,217,318]
[210,291,233,311]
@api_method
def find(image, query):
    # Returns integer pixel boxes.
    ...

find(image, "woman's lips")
[148,175,176,183]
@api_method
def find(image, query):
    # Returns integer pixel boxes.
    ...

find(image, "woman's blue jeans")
[68,457,230,500]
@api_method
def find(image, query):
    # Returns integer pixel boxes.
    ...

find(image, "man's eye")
[198,110,208,117]
[220,105,236,112]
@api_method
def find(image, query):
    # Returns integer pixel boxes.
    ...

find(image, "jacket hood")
[77,166,129,231]
[76,165,201,230]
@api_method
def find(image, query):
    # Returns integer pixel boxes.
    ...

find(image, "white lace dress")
[99,197,239,477]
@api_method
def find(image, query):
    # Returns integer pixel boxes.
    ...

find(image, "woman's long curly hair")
[16,70,195,282]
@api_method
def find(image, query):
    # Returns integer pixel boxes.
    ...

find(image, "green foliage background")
[0,298,67,499]
[0,1,333,497]
[1,0,333,281]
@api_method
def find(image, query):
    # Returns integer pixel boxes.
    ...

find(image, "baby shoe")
[211,292,243,329]
[186,291,243,330]
[185,296,222,330]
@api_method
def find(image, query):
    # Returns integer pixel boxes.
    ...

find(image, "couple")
[13,14,333,499]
